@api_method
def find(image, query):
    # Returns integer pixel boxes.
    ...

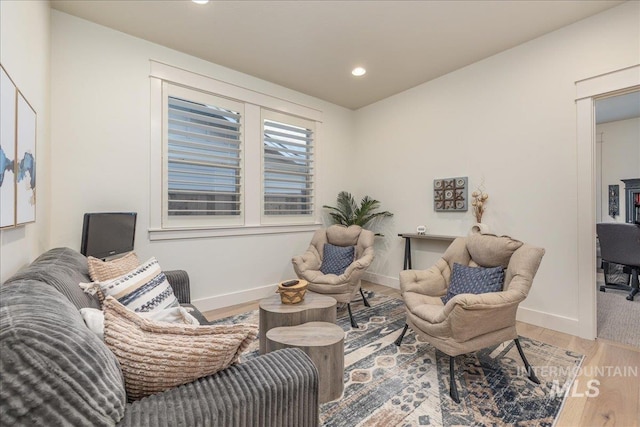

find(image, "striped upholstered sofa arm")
[118,348,319,427]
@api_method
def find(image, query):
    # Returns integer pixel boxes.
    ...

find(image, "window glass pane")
[168,96,242,217]
[263,117,314,216]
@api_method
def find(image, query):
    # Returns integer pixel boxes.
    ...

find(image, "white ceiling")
[51,0,625,110]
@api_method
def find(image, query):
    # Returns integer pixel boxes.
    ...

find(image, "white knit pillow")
[103,297,258,401]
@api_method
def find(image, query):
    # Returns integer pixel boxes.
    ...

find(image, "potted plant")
[323,191,393,235]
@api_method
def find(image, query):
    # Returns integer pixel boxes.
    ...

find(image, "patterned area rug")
[211,292,584,426]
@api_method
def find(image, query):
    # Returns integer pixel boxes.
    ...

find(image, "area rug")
[211,293,584,426]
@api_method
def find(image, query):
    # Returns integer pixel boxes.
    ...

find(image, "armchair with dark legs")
[292,225,374,328]
[395,231,545,403]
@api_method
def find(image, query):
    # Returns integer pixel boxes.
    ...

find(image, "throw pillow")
[103,296,258,401]
[80,307,106,340]
[98,257,180,313]
[320,243,355,275]
[441,262,505,304]
[87,252,140,282]
[81,306,201,340]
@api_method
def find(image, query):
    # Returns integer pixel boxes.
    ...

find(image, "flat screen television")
[80,212,137,259]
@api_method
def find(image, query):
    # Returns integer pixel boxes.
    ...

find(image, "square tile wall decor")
[434,177,468,211]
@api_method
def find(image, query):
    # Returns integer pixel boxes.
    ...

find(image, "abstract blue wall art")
[16,91,36,225]
[0,64,37,228]
[0,65,17,228]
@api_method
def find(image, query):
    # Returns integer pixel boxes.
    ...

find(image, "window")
[163,85,244,227]
[262,111,315,220]
[150,61,322,238]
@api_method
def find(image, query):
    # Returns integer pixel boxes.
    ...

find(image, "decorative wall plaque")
[434,177,468,211]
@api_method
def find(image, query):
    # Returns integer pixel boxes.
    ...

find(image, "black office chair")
[596,223,640,301]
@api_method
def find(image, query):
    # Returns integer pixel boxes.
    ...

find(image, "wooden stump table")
[258,292,337,354]
[266,322,345,404]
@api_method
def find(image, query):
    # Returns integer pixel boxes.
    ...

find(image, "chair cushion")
[441,262,505,304]
[320,243,355,275]
[103,297,258,401]
[326,224,362,246]
[466,233,523,268]
[97,257,180,313]
[87,252,140,282]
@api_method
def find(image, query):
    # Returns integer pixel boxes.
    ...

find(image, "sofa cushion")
[466,233,523,268]
[3,247,100,310]
[320,243,355,275]
[88,252,140,282]
[98,257,179,313]
[441,262,505,304]
[103,297,258,401]
[0,281,126,426]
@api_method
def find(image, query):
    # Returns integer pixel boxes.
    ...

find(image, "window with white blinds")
[152,67,321,236]
[164,87,244,226]
[262,112,314,218]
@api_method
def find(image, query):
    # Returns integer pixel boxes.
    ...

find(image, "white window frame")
[149,61,323,240]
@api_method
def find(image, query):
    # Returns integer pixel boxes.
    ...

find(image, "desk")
[398,233,459,269]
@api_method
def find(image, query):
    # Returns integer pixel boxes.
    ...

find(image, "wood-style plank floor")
[203,281,640,427]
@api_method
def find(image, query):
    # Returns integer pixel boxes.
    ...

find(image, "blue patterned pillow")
[98,257,179,312]
[320,244,355,275]
[441,263,505,304]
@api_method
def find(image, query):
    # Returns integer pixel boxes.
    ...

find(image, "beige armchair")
[395,232,545,403]
[292,225,375,328]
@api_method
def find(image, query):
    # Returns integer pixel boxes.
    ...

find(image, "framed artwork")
[0,66,16,228]
[434,176,468,211]
[0,64,37,228]
[608,184,619,218]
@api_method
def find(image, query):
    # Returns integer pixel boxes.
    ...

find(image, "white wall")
[50,11,355,308]
[597,117,640,223]
[354,1,640,336]
[0,0,51,283]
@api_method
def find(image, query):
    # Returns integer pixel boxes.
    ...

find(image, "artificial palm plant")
[323,191,393,233]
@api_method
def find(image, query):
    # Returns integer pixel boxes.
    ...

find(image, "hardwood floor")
[203,281,640,427]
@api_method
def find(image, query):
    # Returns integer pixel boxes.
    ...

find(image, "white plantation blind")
[263,113,314,216]
[167,95,243,219]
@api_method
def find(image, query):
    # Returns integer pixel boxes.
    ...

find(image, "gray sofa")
[0,247,319,426]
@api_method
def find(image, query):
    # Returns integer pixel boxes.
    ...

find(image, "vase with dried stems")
[471,188,489,223]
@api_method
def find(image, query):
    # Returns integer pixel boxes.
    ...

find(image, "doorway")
[575,64,640,341]
[594,90,640,347]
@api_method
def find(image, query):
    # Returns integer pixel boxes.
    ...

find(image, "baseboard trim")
[516,306,582,337]
[192,273,585,339]
[192,282,279,312]
[363,271,400,289]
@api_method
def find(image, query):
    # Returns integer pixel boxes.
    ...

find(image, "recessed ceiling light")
[192,0,209,4]
[351,67,366,77]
